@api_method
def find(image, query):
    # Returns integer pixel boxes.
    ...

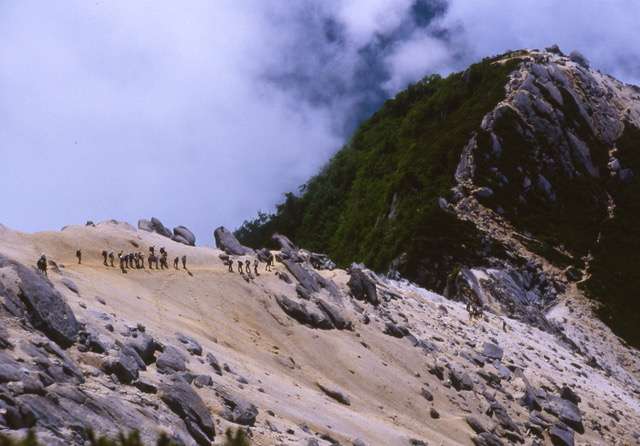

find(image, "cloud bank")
[1,0,638,245]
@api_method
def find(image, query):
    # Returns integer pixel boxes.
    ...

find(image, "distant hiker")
[148,253,156,269]
[502,319,508,332]
[472,303,483,320]
[253,259,259,276]
[174,257,179,269]
[237,260,243,274]
[245,259,251,274]
[102,250,108,266]
[228,258,234,273]
[118,252,126,274]
[76,249,82,264]
[37,254,48,277]
[266,253,274,272]
[160,252,168,269]
[181,255,187,269]
[108,252,115,267]
[139,252,145,269]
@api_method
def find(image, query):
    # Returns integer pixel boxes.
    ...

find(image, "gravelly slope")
[0,221,639,445]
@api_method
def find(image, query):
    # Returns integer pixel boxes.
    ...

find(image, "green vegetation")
[236,54,523,289]
[0,431,165,446]
[235,50,640,347]
[223,428,251,446]
[581,123,640,347]
[0,428,250,446]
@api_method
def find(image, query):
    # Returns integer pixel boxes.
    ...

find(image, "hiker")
[266,252,274,271]
[102,250,108,266]
[76,249,82,264]
[148,253,155,269]
[245,259,251,274]
[159,247,166,257]
[237,260,243,274]
[228,258,234,273]
[139,252,145,269]
[502,319,508,332]
[181,255,187,269]
[174,257,179,269]
[253,259,259,276]
[108,252,115,267]
[472,302,483,320]
[160,252,168,269]
[37,254,48,277]
[118,252,126,274]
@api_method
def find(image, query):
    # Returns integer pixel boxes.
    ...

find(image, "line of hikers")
[37,247,275,277]
[36,247,187,276]
[97,246,186,274]
[225,251,274,277]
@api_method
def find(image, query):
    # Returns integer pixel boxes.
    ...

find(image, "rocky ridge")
[0,220,639,445]
[234,47,640,350]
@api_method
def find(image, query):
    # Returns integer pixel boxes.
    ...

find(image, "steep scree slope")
[1,221,639,445]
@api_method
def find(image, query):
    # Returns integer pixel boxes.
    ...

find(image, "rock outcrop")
[138,218,196,246]
[275,295,334,330]
[219,391,259,426]
[173,226,196,246]
[138,217,173,239]
[0,255,78,348]
[156,345,188,374]
[159,379,216,445]
[347,267,379,306]
[213,226,254,255]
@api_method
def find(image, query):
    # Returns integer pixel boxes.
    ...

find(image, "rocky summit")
[236,47,640,349]
[1,48,640,446]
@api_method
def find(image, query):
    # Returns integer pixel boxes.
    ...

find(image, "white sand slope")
[0,221,639,445]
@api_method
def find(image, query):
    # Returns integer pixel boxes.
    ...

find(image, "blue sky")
[1,0,639,245]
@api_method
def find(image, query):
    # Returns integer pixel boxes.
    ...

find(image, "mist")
[1,0,638,245]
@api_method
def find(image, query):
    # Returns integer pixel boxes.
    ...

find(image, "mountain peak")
[237,49,640,348]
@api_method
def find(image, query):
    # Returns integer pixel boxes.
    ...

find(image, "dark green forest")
[235,51,640,346]
[236,53,523,288]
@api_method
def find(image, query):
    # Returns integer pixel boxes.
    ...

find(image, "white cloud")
[442,0,640,84]
[336,0,415,46]
[383,32,455,92]
[1,0,638,244]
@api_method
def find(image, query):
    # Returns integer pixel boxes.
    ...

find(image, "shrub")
[0,429,251,446]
